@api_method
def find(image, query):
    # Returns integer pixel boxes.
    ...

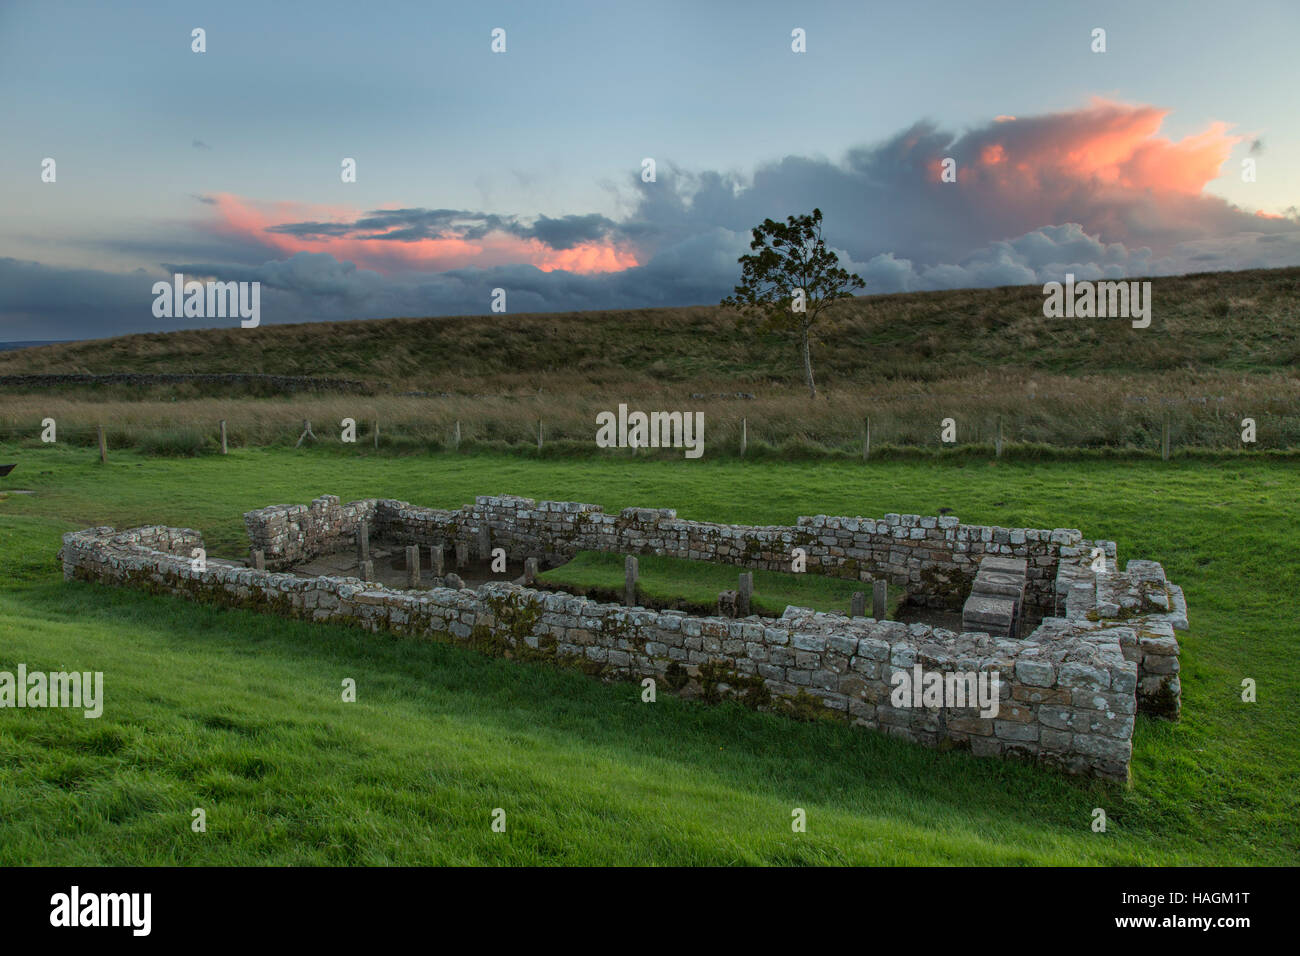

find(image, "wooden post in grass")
[96,425,107,463]
[737,572,753,616]
[995,415,1003,458]
[624,555,638,606]
[537,419,543,451]
[851,591,866,617]
[863,416,871,461]
[430,544,444,578]
[740,418,747,457]
[454,420,461,450]
[219,419,228,455]
[374,419,380,449]
[1162,411,1171,461]
[873,579,888,619]
[406,546,421,588]
[524,557,539,585]
[356,520,370,566]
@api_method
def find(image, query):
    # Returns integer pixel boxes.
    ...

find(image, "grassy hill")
[1,267,1297,452]
[3,266,1298,390]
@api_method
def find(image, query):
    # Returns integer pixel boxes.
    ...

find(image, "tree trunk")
[801,326,817,399]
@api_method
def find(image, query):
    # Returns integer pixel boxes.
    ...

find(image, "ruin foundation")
[60,494,1190,782]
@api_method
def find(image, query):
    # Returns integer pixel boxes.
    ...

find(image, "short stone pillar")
[737,572,753,616]
[624,555,638,606]
[524,557,539,585]
[430,544,444,577]
[873,579,888,619]
[360,559,374,583]
[406,546,421,588]
[477,525,491,561]
[356,520,370,566]
[455,541,469,569]
[850,590,865,617]
[717,590,738,617]
[250,549,265,571]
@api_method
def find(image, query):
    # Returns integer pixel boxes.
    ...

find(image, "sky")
[1,0,1298,340]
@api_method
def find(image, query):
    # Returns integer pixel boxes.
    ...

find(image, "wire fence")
[0,412,1288,461]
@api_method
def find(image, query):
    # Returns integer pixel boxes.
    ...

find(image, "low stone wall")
[244,494,1083,612]
[60,523,1166,782]
[243,495,379,570]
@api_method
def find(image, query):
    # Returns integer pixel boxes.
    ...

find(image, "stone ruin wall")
[245,494,1075,613]
[62,497,1192,783]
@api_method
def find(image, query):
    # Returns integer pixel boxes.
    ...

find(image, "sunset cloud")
[205,194,640,276]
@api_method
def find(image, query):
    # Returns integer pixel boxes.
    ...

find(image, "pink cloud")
[204,193,639,275]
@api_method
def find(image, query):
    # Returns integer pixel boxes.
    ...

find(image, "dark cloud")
[6,102,1300,340]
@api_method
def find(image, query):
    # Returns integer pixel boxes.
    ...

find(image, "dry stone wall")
[244,493,1080,612]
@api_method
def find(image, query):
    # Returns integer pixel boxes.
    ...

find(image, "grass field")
[537,550,906,619]
[0,444,1295,865]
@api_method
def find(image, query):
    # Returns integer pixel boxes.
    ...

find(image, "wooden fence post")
[995,415,1003,458]
[740,418,747,457]
[863,416,871,461]
[96,425,107,464]
[219,419,228,455]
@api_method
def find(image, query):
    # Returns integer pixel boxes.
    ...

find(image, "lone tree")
[722,208,864,398]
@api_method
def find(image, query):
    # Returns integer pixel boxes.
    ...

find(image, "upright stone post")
[356,520,370,566]
[455,541,469,569]
[524,557,539,585]
[406,546,420,588]
[430,544,444,578]
[873,579,888,619]
[250,549,265,571]
[360,559,374,582]
[737,572,753,616]
[851,590,866,617]
[477,524,491,561]
[624,555,638,606]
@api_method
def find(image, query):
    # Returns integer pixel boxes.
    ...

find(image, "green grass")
[0,444,1296,864]
[538,550,906,618]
